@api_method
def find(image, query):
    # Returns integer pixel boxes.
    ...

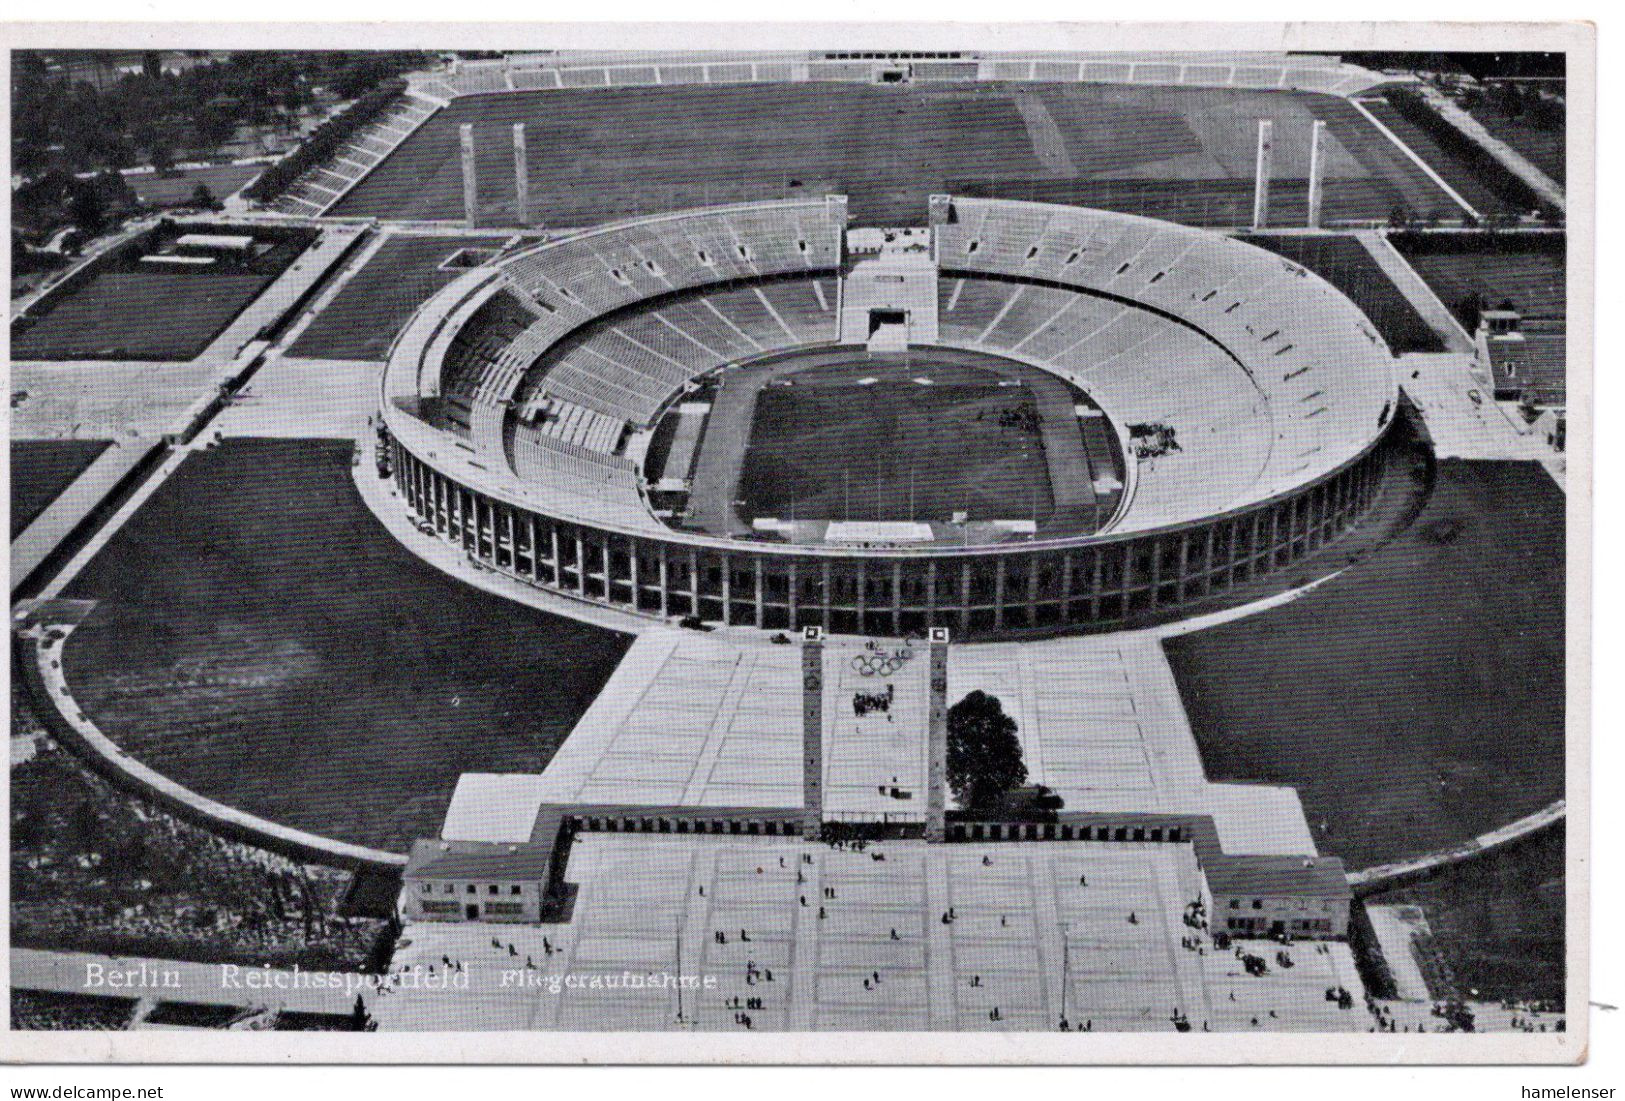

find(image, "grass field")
[1467,109,1564,186]
[9,440,110,538]
[1163,459,1564,871]
[13,224,315,362]
[1356,96,1513,218]
[60,439,631,853]
[126,163,265,208]
[288,233,512,361]
[736,358,1055,526]
[330,83,1459,228]
[1392,243,1565,328]
[1367,827,1565,1005]
[1238,234,1445,353]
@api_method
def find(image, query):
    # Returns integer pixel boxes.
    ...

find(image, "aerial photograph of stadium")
[5,35,1582,1058]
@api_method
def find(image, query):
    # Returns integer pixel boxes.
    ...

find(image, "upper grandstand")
[381,196,1396,549]
[412,50,1390,101]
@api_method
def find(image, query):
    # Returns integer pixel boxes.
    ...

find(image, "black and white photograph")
[1,17,1597,1074]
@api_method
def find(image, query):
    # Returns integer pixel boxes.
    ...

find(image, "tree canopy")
[946,690,1028,811]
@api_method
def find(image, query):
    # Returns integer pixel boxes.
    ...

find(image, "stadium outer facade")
[378,195,1399,639]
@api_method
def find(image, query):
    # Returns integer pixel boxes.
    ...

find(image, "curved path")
[1347,800,1565,892]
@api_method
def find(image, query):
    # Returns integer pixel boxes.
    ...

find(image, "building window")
[511,885,522,895]
[1229,899,1240,909]
[420,883,432,894]
[443,884,454,894]
[467,884,477,894]
[489,884,500,895]
[1252,899,1263,909]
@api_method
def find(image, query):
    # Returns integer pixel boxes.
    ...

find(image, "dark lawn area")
[1464,101,1565,185]
[1369,827,1565,1006]
[288,234,511,361]
[1361,98,1516,218]
[10,440,110,538]
[737,360,1054,525]
[1164,459,1564,870]
[128,163,265,208]
[330,83,1456,228]
[61,439,632,853]
[12,270,271,361]
[1238,234,1444,353]
[1395,246,1565,329]
[13,223,315,362]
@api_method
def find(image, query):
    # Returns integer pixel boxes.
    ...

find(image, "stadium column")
[925,628,950,842]
[460,123,479,230]
[1252,119,1274,231]
[513,124,531,226]
[801,627,826,837]
[1306,119,1327,229]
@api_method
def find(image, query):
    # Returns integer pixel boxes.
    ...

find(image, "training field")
[731,355,1063,529]
[1392,242,1566,328]
[60,439,631,853]
[288,233,513,361]
[1164,459,1564,871]
[13,225,315,362]
[1239,234,1444,353]
[9,440,110,538]
[330,83,1460,227]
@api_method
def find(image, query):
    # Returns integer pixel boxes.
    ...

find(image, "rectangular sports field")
[736,363,1055,526]
[9,439,110,539]
[1391,241,1566,328]
[330,83,1460,228]
[1238,234,1444,353]
[1163,459,1564,872]
[13,225,316,362]
[288,233,514,361]
[59,439,631,853]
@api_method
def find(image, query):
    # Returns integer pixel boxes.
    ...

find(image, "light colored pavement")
[1356,231,1476,354]
[1363,905,1434,1001]
[376,834,1366,1033]
[10,440,161,593]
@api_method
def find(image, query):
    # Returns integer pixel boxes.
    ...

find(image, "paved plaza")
[374,834,1365,1032]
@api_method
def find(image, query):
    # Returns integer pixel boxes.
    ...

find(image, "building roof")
[439,773,553,844]
[1488,322,1566,408]
[1203,855,1353,902]
[404,838,556,882]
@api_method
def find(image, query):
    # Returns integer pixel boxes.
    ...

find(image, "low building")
[1474,310,1567,452]
[401,838,555,923]
[1205,854,1353,940]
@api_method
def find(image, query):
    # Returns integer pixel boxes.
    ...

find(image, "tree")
[190,182,223,210]
[946,691,1028,810]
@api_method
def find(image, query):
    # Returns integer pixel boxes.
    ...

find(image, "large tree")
[946,690,1028,811]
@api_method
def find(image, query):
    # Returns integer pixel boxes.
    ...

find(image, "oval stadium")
[380,195,1398,636]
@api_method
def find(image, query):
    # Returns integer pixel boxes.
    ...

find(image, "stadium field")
[1392,243,1565,328]
[10,439,110,538]
[1239,234,1444,353]
[288,233,513,361]
[60,439,631,853]
[1163,459,1564,871]
[330,83,1460,227]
